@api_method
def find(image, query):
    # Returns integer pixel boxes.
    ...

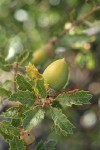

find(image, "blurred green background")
[0,0,100,150]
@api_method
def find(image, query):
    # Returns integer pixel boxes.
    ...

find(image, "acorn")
[32,43,54,66]
[43,58,69,91]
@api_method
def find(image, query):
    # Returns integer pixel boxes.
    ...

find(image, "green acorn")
[43,58,69,91]
[32,43,54,66]
[32,48,47,66]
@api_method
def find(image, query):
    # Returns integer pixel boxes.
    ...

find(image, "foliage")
[0,63,92,150]
[0,0,99,70]
[0,0,99,150]
[36,140,57,150]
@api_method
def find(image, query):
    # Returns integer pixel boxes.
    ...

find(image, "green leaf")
[45,140,56,150]
[2,110,18,119]
[36,140,56,150]
[50,108,74,136]
[16,74,33,91]
[52,101,62,109]
[11,118,21,127]
[0,55,5,64]
[7,106,20,112]
[1,64,11,72]
[1,107,21,127]
[0,121,19,141]
[23,108,45,131]
[0,87,11,96]
[17,50,33,66]
[9,90,36,106]
[9,136,25,150]
[0,55,11,71]
[35,79,47,98]
[36,141,46,150]
[17,50,30,63]
[2,80,12,91]
[55,90,92,108]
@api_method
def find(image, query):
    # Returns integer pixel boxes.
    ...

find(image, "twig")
[49,5,100,44]
[12,62,19,93]
[73,6,100,26]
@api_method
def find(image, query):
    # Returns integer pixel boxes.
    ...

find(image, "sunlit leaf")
[36,140,56,150]
[9,136,25,150]
[0,87,11,97]
[34,79,47,98]
[16,74,33,91]
[23,108,45,131]
[50,108,74,136]
[9,90,36,106]
[55,90,92,108]
[0,121,19,141]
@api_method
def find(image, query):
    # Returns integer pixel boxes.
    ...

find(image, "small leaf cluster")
[0,63,92,150]
[0,50,33,72]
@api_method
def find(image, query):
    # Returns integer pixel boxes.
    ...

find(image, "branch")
[49,5,100,44]
[12,62,19,93]
[73,5,100,26]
